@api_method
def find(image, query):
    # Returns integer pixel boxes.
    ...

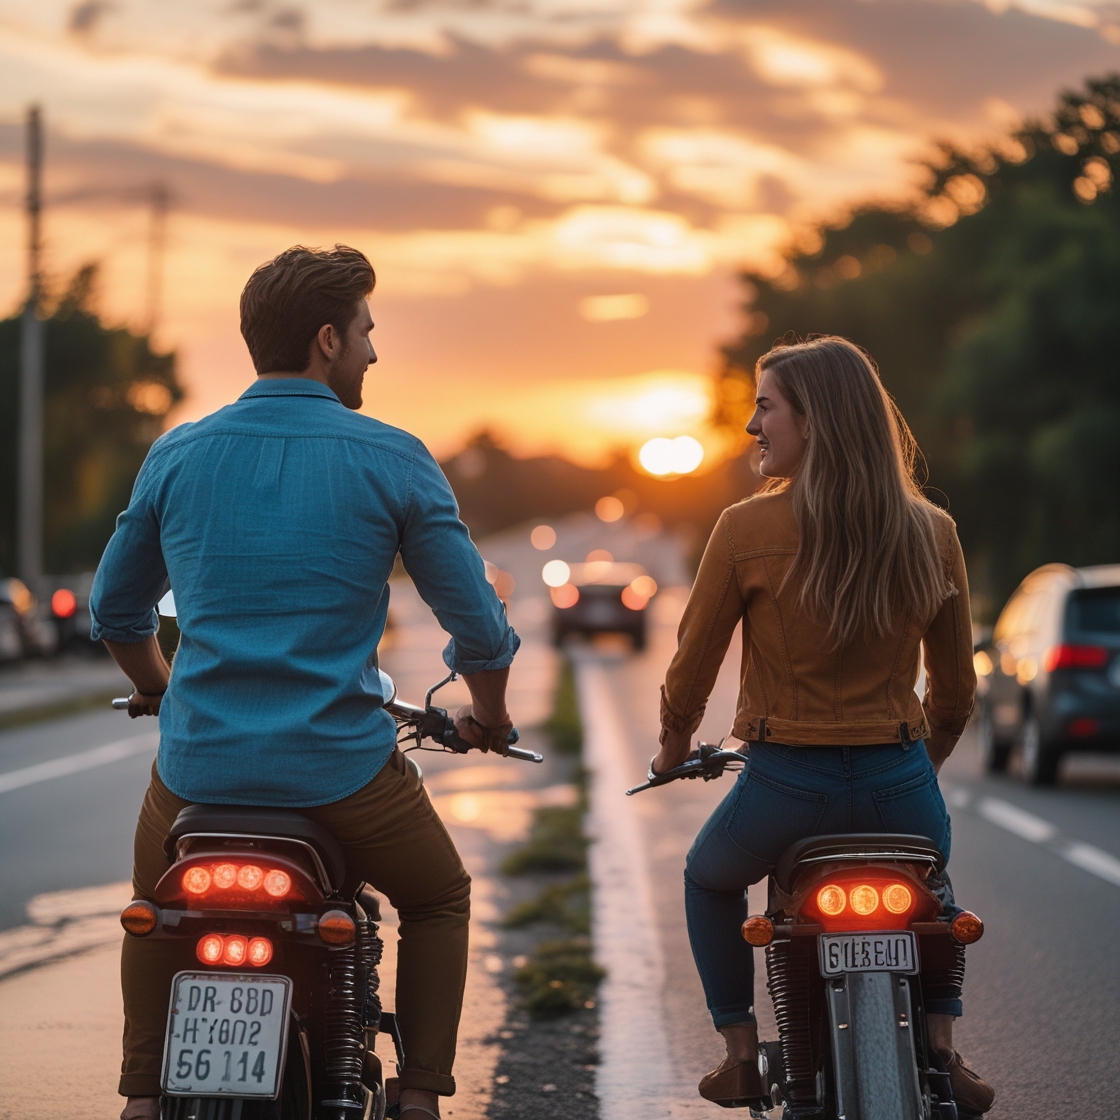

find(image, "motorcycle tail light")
[817,884,846,916]
[882,883,913,914]
[741,916,774,946]
[237,865,264,890]
[222,935,249,966]
[318,910,357,945]
[849,885,879,916]
[263,870,291,898]
[247,938,274,966]
[212,863,238,889]
[950,911,984,944]
[197,935,224,964]
[183,866,212,895]
[120,901,159,936]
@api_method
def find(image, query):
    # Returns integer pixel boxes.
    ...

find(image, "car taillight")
[196,934,275,966]
[1044,644,1109,671]
[1068,717,1099,738]
[51,588,77,618]
[120,901,159,936]
[550,584,579,609]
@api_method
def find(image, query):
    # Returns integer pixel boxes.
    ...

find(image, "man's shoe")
[120,1097,160,1120]
[698,1055,765,1108]
[935,1048,996,1115]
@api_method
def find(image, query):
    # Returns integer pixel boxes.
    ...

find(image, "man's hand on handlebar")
[127,690,165,718]
[454,704,515,753]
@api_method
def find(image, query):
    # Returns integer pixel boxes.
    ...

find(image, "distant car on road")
[544,559,657,651]
[975,563,1120,784]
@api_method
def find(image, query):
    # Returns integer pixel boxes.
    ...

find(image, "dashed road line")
[0,732,158,795]
[946,785,1120,889]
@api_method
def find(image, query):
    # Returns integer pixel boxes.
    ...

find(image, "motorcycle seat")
[165,804,347,891]
[773,832,945,894]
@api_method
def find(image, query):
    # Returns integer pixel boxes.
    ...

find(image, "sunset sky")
[1,0,1118,465]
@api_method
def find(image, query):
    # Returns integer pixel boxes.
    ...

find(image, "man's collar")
[239,377,340,403]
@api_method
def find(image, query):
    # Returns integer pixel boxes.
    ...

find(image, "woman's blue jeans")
[684,740,956,1030]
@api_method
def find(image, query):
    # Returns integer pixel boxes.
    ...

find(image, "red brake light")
[183,867,212,895]
[1044,644,1109,671]
[212,863,238,890]
[264,870,291,898]
[197,934,224,964]
[51,588,77,618]
[806,874,930,928]
[247,937,274,966]
[222,935,248,966]
[1068,717,1099,737]
[237,865,264,890]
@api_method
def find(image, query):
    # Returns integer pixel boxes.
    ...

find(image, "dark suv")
[976,563,1120,784]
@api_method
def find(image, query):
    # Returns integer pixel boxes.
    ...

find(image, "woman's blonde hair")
[758,336,953,645]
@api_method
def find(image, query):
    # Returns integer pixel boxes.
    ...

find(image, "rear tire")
[979,703,1011,773]
[1020,715,1060,786]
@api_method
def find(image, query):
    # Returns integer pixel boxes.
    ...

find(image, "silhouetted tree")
[0,265,183,574]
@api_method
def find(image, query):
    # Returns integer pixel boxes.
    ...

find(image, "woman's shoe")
[698,1055,764,1108]
[935,1048,996,1114]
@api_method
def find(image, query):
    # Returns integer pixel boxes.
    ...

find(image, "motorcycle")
[114,671,541,1120]
[628,744,985,1120]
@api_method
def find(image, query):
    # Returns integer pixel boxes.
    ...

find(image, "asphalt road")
[581,596,1120,1120]
[3,512,1119,1118]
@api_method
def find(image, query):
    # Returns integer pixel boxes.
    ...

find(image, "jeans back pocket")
[872,771,951,858]
[723,768,828,866]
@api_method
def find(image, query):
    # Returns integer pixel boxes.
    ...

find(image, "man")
[90,244,519,1120]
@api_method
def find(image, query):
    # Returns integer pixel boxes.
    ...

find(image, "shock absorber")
[321,942,366,1117]
[766,939,820,1110]
[358,916,384,1033]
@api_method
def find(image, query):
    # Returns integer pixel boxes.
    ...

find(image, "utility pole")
[18,104,44,593]
[145,181,168,338]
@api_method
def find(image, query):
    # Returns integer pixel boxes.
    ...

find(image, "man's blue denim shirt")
[90,378,519,807]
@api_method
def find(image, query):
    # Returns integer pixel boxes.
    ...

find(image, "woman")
[654,337,994,1114]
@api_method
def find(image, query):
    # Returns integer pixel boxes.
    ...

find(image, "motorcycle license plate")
[161,972,292,1099]
[818,931,918,976]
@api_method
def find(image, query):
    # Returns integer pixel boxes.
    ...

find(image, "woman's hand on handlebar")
[652,726,693,775]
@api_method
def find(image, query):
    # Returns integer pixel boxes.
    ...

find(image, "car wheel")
[979,702,1011,773]
[1020,714,1060,786]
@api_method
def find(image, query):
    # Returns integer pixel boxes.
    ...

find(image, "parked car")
[975,563,1120,784]
[0,578,34,662]
[545,559,657,651]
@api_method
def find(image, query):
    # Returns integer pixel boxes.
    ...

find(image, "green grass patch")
[502,874,589,934]
[515,937,604,1018]
[544,657,582,755]
[501,805,587,874]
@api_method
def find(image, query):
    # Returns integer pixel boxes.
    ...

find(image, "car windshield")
[1068,587,1120,635]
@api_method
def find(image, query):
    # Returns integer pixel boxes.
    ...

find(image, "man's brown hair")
[240,245,375,374]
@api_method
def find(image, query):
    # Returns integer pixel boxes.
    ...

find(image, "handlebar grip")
[505,745,543,763]
[112,697,131,710]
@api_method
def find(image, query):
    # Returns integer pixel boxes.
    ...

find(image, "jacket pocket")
[872,771,951,858]
[722,768,827,865]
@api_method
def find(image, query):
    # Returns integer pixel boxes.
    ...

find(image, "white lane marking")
[944,786,971,809]
[976,797,1057,843]
[1061,842,1120,888]
[0,732,159,795]
[577,659,674,1119]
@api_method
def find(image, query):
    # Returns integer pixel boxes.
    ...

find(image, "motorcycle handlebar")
[626,746,745,795]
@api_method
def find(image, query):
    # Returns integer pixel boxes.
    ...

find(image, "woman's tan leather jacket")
[661,489,976,747]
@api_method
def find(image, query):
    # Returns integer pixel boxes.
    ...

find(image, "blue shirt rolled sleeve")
[400,446,520,675]
[89,452,168,644]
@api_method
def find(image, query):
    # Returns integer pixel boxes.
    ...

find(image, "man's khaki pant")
[120,750,471,1098]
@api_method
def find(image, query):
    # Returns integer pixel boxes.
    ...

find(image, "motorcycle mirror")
[378,669,397,705]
